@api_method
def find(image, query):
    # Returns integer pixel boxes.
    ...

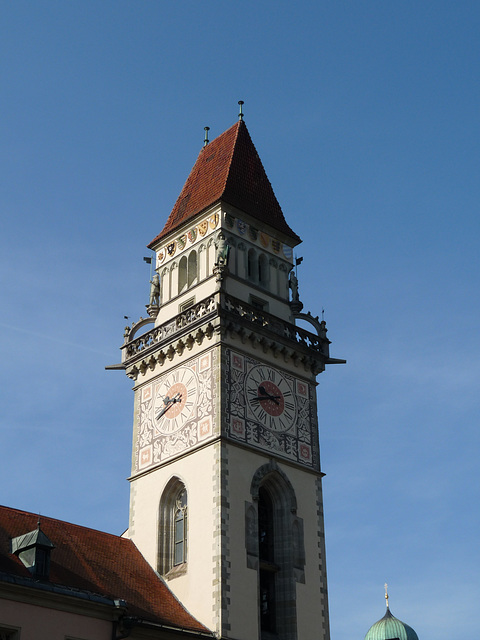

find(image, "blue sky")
[1,2,479,639]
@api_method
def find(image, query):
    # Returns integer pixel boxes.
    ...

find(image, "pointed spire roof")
[148,120,301,247]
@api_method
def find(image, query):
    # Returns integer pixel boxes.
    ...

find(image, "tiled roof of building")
[148,120,301,247]
[0,505,209,633]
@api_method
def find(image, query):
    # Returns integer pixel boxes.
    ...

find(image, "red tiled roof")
[148,121,301,247]
[0,505,209,633]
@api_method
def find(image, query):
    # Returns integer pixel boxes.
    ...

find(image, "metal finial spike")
[204,126,210,147]
[384,583,389,609]
[238,100,244,121]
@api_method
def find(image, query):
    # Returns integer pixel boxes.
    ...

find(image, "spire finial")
[384,583,389,609]
[238,100,244,121]
[204,126,210,147]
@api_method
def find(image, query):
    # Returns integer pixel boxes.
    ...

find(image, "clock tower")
[119,112,344,640]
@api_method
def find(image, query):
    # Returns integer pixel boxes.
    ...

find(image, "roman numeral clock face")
[154,367,199,434]
[245,365,296,432]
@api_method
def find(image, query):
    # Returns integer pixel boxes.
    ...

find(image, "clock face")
[154,367,199,434]
[245,365,296,432]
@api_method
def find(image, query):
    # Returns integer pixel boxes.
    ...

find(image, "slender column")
[278,263,289,301]
[207,238,215,276]
[269,258,278,295]
[198,244,207,281]
[170,262,179,298]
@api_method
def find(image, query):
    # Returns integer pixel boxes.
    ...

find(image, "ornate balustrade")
[123,295,217,361]
[123,293,329,363]
[223,295,328,355]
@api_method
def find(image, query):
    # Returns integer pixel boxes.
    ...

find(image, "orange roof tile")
[0,505,209,633]
[148,121,301,247]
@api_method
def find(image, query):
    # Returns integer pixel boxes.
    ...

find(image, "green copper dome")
[364,607,419,640]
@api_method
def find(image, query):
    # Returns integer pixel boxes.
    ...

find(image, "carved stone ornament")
[146,304,160,319]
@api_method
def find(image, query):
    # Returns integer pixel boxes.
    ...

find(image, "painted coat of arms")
[176,235,187,251]
[198,221,208,236]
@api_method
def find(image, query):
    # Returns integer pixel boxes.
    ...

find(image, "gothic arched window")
[158,477,188,578]
[174,489,187,566]
[247,461,306,640]
[178,251,198,294]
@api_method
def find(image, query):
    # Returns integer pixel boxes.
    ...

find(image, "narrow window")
[248,249,256,282]
[249,462,303,640]
[35,547,48,578]
[188,251,198,288]
[258,254,268,286]
[258,487,277,634]
[179,297,195,313]
[179,256,188,293]
[158,478,188,578]
[258,487,274,562]
[174,489,187,565]
[250,295,267,312]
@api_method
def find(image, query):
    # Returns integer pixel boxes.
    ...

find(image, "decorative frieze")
[156,212,220,267]
[224,212,294,259]
[122,293,331,378]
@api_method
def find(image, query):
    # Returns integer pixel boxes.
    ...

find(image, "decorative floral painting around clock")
[134,350,216,472]
[226,349,319,470]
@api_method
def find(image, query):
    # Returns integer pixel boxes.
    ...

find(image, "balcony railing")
[123,293,328,362]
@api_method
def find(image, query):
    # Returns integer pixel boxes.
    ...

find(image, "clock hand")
[251,396,281,404]
[155,393,182,420]
[257,386,280,405]
[156,405,170,420]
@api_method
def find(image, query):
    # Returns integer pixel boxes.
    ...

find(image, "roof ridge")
[164,121,240,229]
[221,120,242,193]
[0,504,128,541]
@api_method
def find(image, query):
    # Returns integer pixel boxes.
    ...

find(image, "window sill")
[165,562,187,581]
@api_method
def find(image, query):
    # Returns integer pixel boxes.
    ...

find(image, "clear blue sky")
[1,2,479,639]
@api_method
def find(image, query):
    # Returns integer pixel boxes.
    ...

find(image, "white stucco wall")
[127,443,219,632]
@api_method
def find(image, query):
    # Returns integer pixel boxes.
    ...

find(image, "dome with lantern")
[364,587,419,640]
